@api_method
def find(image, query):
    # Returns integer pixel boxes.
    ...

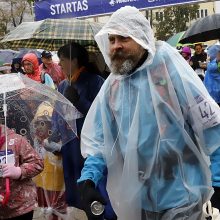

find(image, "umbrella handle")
[1,178,10,206]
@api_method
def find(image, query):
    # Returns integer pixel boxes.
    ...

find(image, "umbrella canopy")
[179,13,220,44]
[166,31,185,47]
[0,73,81,146]
[1,18,103,52]
[14,49,42,59]
[0,49,19,64]
[13,49,42,65]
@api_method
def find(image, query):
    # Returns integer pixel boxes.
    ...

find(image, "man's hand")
[78,180,107,219]
[2,164,21,180]
[43,139,62,153]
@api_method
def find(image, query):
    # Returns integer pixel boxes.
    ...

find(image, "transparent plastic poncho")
[80,6,220,220]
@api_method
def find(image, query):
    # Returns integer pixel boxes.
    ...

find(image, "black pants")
[211,186,220,210]
[5,211,33,220]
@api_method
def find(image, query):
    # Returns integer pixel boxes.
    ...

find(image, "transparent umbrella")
[0,73,82,218]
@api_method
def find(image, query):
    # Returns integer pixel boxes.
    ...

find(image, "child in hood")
[31,102,66,220]
[180,46,191,63]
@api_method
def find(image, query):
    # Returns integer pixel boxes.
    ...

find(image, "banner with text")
[34,0,208,21]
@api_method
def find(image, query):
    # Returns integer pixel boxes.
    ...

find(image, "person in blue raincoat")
[44,42,116,220]
[204,50,220,105]
[77,6,220,220]
[204,50,220,210]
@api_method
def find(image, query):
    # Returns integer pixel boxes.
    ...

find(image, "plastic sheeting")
[80,6,220,220]
[31,102,66,219]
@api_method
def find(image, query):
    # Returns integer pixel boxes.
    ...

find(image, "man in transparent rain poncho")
[77,6,220,220]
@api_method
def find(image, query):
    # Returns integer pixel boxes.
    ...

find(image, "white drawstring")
[3,92,7,164]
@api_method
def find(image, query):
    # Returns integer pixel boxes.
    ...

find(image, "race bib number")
[191,96,220,129]
[0,150,15,177]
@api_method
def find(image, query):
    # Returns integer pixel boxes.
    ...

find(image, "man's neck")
[132,50,148,73]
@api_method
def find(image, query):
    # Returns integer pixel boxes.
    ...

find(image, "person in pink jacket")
[39,51,65,87]
[0,125,44,219]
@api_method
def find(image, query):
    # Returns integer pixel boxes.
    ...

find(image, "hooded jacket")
[22,53,55,89]
[22,53,41,82]
[0,126,44,219]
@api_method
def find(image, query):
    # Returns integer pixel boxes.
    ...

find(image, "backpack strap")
[41,72,45,84]
[43,73,56,89]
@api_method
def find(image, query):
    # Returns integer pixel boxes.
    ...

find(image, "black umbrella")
[179,13,220,44]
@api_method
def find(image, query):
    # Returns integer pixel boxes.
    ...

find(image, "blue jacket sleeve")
[77,155,106,186]
[77,84,108,186]
[210,147,220,187]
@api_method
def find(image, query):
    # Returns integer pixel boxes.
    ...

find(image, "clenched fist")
[2,164,21,179]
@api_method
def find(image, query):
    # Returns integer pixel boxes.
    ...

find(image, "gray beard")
[110,59,135,75]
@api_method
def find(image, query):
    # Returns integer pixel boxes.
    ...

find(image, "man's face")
[108,35,145,75]
[42,57,53,68]
[194,45,203,55]
[23,61,34,74]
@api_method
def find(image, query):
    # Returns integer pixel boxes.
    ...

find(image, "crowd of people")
[180,43,220,107]
[0,5,220,220]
